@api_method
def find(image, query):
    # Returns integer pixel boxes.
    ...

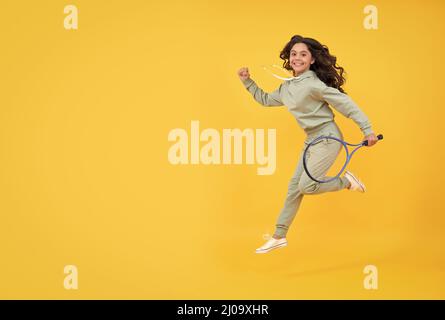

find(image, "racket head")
[302,135,349,183]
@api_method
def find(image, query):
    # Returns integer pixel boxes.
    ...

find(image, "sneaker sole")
[255,242,287,254]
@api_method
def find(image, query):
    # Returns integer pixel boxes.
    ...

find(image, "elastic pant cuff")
[274,225,288,238]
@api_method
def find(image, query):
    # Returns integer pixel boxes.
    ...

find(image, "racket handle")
[363,134,383,146]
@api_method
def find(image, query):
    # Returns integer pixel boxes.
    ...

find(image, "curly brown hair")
[280,35,347,93]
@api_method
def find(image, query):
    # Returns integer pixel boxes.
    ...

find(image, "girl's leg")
[274,146,306,238]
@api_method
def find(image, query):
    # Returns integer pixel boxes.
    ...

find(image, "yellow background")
[1,0,444,299]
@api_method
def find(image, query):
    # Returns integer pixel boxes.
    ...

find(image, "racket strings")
[303,138,347,183]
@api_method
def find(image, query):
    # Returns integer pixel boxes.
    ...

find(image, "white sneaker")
[255,237,287,254]
[344,170,366,192]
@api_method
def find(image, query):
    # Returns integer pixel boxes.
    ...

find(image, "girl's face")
[289,42,315,76]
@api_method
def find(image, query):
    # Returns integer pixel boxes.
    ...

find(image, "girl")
[237,35,379,254]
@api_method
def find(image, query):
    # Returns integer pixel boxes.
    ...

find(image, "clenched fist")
[237,67,250,81]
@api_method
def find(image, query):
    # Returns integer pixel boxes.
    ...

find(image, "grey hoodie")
[241,69,373,136]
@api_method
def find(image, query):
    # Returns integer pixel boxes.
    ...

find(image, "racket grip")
[363,134,383,146]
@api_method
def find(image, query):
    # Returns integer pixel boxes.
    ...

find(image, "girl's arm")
[314,84,373,137]
[242,78,284,107]
[238,67,283,107]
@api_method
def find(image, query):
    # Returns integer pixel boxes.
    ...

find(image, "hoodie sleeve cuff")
[362,127,374,136]
[241,78,255,88]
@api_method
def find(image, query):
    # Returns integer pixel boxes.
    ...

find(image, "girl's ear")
[311,59,315,64]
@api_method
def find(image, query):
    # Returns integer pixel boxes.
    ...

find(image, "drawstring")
[262,64,300,81]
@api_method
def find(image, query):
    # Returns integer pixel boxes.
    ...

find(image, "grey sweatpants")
[274,121,351,238]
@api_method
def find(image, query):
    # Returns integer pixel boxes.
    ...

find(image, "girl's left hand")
[364,133,378,147]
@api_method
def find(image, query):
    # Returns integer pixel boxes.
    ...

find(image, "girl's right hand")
[237,67,250,81]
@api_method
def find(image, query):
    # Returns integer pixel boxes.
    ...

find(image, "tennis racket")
[302,134,383,183]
